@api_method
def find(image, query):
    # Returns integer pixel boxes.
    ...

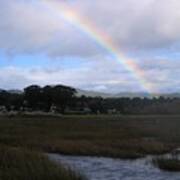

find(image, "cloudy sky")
[0,0,180,93]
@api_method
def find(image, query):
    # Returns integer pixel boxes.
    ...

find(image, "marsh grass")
[0,114,180,179]
[0,114,179,159]
[0,146,84,180]
[153,157,180,172]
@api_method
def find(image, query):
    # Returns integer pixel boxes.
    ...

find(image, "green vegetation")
[0,146,84,180]
[0,114,179,159]
[153,157,180,172]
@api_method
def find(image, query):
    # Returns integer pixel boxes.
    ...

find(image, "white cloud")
[0,0,180,92]
[0,56,142,92]
[0,56,180,93]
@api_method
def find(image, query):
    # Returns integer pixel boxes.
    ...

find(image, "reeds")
[0,146,84,180]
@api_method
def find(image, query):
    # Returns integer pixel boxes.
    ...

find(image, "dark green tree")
[51,85,76,114]
[24,85,42,110]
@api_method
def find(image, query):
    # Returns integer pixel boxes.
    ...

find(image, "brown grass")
[0,114,179,158]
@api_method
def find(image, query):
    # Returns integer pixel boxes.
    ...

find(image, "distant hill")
[114,92,153,98]
[8,90,23,94]
[77,89,180,99]
[0,89,23,94]
[76,89,154,98]
[76,89,112,98]
[159,93,180,98]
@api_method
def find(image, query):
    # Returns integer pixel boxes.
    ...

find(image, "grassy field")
[0,114,180,159]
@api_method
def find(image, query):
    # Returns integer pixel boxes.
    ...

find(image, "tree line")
[0,85,76,114]
[1,84,180,114]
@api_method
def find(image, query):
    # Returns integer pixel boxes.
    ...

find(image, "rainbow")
[42,0,154,93]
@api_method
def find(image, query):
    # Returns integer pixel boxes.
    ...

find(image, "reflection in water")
[48,154,180,180]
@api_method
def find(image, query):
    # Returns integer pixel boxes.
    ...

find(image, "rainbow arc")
[42,0,155,93]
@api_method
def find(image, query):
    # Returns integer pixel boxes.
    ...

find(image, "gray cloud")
[0,0,180,56]
[0,0,102,56]
[73,0,180,51]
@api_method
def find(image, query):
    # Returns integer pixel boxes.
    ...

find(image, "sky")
[0,0,180,93]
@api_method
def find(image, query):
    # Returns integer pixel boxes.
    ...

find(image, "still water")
[48,154,180,180]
